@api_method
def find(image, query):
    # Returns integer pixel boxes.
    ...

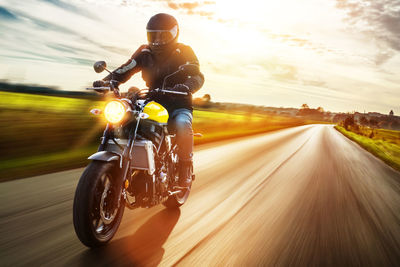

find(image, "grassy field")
[193,109,304,144]
[0,91,305,180]
[335,125,400,172]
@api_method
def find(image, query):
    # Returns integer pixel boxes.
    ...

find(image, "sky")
[0,0,399,114]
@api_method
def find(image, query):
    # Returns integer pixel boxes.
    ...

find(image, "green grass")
[335,125,400,172]
[0,91,105,157]
[0,91,306,180]
[0,145,99,180]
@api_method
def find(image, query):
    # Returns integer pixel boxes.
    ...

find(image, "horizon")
[1,80,397,115]
[0,0,399,114]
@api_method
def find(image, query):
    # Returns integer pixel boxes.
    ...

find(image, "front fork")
[98,123,131,208]
[98,124,111,152]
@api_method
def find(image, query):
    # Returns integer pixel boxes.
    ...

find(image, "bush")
[343,115,355,130]
[369,131,374,138]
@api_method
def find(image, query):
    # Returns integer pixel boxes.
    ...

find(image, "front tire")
[73,161,124,247]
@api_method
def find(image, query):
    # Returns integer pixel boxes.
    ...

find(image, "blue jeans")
[168,108,193,161]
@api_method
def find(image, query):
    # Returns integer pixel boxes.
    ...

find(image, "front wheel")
[73,161,124,247]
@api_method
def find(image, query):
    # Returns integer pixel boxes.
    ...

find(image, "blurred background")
[0,0,399,177]
[1,1,400,266]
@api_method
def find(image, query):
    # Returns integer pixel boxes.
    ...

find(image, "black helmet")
[146,13,179,48]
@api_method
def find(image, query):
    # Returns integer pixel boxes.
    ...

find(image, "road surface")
[1,125,399,266]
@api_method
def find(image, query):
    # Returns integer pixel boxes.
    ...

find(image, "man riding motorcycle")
[93,13,204,188]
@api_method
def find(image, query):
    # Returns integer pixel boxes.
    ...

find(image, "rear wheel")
[73,161,124,247]
[163,164,192,209]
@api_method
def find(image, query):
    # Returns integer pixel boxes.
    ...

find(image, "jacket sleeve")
[103,45,148,83]
[180,45,204,94]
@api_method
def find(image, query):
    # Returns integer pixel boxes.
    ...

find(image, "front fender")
[88,151,122,168]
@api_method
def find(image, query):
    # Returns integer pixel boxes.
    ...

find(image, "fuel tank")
[143,101,169,124]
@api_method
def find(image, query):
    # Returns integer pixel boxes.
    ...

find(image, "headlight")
[104,101,126,124]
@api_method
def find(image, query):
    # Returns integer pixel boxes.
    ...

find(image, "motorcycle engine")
[128,170,151,206]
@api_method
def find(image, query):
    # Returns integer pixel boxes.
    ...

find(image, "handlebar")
[87,80,120,91]
[86,87,188,100]
[87,85,120,97]
[154,88,189,96]
[86,87,110,91]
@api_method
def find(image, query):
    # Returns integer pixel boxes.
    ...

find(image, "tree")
[301,103,309,109]
[389,110,394,116]
[359,116,368,126]
[193,94,212,108]
[369,118,378,128]
[391,120,400,130]
[343,115,355,130]
[202,94,211,102]
[333,113,347,123]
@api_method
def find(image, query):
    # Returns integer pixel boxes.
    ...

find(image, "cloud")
[269,64,298,81]
[335,0,400,64]
[163,0,215,18]
[0,6,18,20]
[40,0,95,18]
[21,12,77,35]
[168,2,199,10]
[46,43,93,55]
[374,49,395,65]
[301,79,326,87]
[0,8,132,72]
[41,0,78,11]
[263,30,341,57]
[2,6,130,57]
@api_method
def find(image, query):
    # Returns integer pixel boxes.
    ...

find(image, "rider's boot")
[178,159,192,188]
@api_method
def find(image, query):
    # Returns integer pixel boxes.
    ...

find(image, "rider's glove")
[93,80,106,87]
[173,84,190,93]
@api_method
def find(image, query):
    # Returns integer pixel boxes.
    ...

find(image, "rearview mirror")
[93,61,107,73]
[179,63,200,76]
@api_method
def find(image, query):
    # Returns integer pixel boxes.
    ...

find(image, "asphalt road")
[1,125,400,266]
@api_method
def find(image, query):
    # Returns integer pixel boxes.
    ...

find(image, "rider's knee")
[174,115,192,132]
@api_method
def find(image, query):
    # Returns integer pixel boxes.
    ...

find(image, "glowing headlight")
[104,101,126,124]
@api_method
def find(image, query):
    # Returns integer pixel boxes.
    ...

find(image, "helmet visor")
[147,25,178,46]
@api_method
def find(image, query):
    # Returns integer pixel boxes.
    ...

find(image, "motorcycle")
[73,60,200,247]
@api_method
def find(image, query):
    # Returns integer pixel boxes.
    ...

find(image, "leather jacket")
[103,43,204,113]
